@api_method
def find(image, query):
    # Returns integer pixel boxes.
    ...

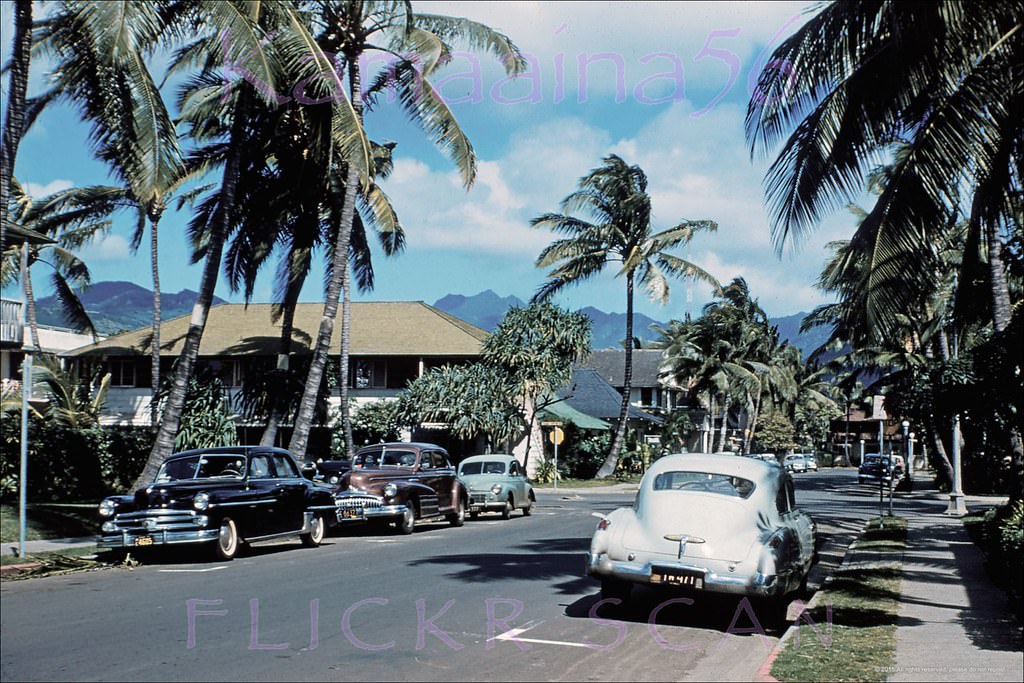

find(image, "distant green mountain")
[35,281,227,335]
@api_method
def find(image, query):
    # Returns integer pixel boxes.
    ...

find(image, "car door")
[428,450,456,510]
[240,452,278,536]
[508,460,526,507]
[270,452,308,533]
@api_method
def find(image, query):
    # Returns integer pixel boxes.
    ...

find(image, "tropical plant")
[747,0,1024,496]
[286,0,526,461]
[167,369,238,452]
[532,154,720,477]
[1,180,116,351]
[0,0,32,247]
[344,399,404,452]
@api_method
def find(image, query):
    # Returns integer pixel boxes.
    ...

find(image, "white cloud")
[23,178,74,199]
[79,234,131,262]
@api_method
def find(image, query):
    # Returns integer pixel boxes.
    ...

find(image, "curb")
[0,562,42,574]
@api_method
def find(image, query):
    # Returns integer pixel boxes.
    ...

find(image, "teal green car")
[457,454,535,520]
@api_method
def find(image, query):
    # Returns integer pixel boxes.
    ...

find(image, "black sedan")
[97,446,337,560]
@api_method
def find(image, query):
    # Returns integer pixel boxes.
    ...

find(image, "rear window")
[652,471,755,499]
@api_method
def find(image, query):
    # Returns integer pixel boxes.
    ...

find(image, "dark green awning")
[539,400,611,430]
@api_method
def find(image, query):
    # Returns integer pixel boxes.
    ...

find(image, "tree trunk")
[746,386,763,453]
[132,87,252,490]
[718,397,730,452]
[149,214,161,429]
[984,215,1024,500]
[0,0,32,246]
[340,256,355,459]
[289,56,363,461]
[706,394,715,453]
[595,275,634,478]
[260,280,301,447]
[23,255,41,355]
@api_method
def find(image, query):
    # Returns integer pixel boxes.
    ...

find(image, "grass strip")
[1,503,100,543]
[534,474,642,489]
[771,515,907,683]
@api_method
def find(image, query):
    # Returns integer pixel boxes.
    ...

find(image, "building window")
[640,387,654,406]
[108,360,137,387]
[352,359,386,389]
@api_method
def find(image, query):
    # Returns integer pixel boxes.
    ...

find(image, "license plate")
[651,567,704,589]
[135,536,154,547]
[339,508,364,520]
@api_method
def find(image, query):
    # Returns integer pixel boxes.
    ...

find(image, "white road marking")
[489,623,596,649]
[158,566,227,573]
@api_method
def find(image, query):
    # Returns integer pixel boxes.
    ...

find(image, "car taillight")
[597,518,611,531]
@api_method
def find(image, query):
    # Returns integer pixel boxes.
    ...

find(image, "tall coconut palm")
[748,1,1023,495]
[130,0,372,489]
[532,155,720,477]
[0,0,32,249]
[285,0,525,460]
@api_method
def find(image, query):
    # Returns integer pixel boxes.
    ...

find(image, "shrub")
[102,427,153,493]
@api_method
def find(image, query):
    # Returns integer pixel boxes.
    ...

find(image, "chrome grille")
[110,509,202,532]
[335,495,383,510]
[470,494,487,504]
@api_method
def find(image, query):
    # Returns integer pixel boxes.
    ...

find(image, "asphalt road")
[1,468,889,682]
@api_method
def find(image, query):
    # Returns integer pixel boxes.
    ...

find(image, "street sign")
[548,427,564,445]
[540,421,564,427]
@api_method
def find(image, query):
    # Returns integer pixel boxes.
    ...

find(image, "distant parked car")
[333,443,468,534]
[858,454,905,487]
[783,454,807,473]
[801,454,818,472]
[97,446,336,560]
[313,457,352,488]
[458,454,535,519]
[587,453,816,615]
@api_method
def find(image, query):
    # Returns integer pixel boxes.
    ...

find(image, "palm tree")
[0,0,32,249]
[131,0,372,489]
[1,181,123,351]
[285,0,525,460]
[532,155,720,477]
[747,2,1023,495]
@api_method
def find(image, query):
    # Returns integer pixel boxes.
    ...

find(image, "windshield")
[652,471,755,499]
[155,454,246,482]
[459,461,506,476]
[380,450,417,467]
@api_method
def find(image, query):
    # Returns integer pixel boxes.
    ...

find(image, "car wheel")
[214,518,238,561]
[300,514,325,547]
[522,495,533,516]
[501,496,512,520]
[448,497,465,527]
[396,506,415,535]
[600,577,631,602]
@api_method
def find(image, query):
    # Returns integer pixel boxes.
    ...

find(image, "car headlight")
[195,515,209,528]
[383,483,398,499]
[101,521,116,533]
[98,499,117,518]
[193,492,210,511]
[329,475,340,484]
[490,483,503,495]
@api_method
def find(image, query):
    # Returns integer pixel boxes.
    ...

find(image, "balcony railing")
[1,298,23,346]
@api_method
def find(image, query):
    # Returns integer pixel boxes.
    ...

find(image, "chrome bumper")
[97,509,216,549]
[585,552,781,597]
[98,528,218,549]
[334,492,407,523]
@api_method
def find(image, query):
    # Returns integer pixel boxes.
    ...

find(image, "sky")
[3,1,860,322]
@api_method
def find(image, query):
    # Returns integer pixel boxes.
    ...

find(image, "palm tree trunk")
[596,275,635,478]
[706,394,715,452]
[718,397,730,452]
[149,215,161,428]
[260,280,301,447]
[23,258,42,355]
[339,256,355,459]
[132,87,252,490]
[289,56,364,461]
[746,387,763,453]
[0,0,32,245]
[984,216,1024,500]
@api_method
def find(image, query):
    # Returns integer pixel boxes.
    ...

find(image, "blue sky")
[3,1,859,321]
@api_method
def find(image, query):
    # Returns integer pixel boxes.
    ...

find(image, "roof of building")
[557,368,663,424]
[65,301,489,358]
[582,349,665,388]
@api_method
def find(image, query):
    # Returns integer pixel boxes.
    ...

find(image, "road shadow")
[408,536,593,595]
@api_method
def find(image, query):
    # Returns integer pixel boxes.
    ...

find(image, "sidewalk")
[887,487,1023,682]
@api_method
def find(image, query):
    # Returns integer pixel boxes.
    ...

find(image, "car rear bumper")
[585,552,783,598]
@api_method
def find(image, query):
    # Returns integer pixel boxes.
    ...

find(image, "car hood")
[626,494,771,563]
[346,469,415,493]
[134,480,244,509]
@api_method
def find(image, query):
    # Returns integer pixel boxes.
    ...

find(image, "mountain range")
[34,282,828,358]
